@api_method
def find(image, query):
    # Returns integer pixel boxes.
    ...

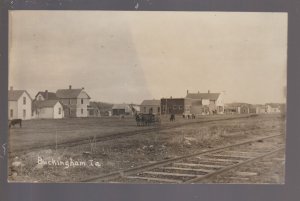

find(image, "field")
[8,114,286,183]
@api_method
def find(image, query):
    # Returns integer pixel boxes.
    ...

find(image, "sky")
[9,11,287,104]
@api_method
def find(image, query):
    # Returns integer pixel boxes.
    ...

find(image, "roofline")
[24,91,33,100]
[56,88,91,99]
[34,100,62,108]
[8,90,33,101]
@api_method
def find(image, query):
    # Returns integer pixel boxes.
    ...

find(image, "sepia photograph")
[8,11,287,183]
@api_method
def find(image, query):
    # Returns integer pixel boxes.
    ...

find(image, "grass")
[8,114,252,152]
[8,114,285,182]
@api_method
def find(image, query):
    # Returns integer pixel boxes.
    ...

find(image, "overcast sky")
[9,11,287,104]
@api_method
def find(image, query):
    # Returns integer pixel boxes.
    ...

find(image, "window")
[81,99,83,104]
[81,109,83,114]
[173,105,177,110]
[69,99,71,105]
[10,109,13,118]
[38,96,42,101]
[179,106,183,110]
[158,107,160,113]
[149,108,153,114]
[144,107,146,113]
[58,108,61,115]
[23,109,26,119]
[23,97,26,105]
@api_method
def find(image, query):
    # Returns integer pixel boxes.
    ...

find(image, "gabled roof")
[8,90,32,101]
[56,88,90,99]
[33,100,61,109]
[186,93,220,100]
[140,99,160,106]
[35,91,58,100]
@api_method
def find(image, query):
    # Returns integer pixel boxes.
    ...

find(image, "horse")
[9,119,22,128]
[135,113,143,126]
[143,114,155,126]
[135,113,160,126]
[170,114,175,122]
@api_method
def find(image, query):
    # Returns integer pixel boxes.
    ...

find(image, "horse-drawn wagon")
[135,113,161,126]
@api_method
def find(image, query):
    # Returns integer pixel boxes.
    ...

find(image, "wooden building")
[32,100,64,119]
[8,87,32,120]
[160,98,192,115]
[56,85,91,118]
[140,100,161,114]
[186,91,224,115]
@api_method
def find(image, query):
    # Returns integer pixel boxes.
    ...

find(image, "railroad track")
[10,114,259,156]
[81,133,284,183]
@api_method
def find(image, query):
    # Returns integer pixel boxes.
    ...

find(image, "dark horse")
[9,119,22,128]
[135,113,143,126]
[170,114,175,122]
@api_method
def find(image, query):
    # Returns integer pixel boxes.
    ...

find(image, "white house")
[255,104,281,114]
[56,85,91,118]
[140,100,161,114]
[186,90,224,114]
[33,100,64,119]
[8,87,32,120]
[266,104,281,114]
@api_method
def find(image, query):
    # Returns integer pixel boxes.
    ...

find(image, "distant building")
[35,90,58,101]
[56,85,91,117]
[266,104,281,113]
[105,110,112,117]
[186,91,224,114]
[225,103,258,114]
[32,100,64,119]
[160,98,192,115]
[238,105,250,114]
[254,104,282,114]
[224,106,239,114]
[33,90,63,119]
[140,100,161,114]
[8,87,32,120]
[112,104,133,116]
[87,102,101,117]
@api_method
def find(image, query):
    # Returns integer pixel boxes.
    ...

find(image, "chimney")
[45,90,48,100]
[208,90,210,94]
[69,85,72,90]
[187,90,189,95]
[10,86,13,91]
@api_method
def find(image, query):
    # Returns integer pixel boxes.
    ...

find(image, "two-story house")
[8,87,32,120]
[56,85,90,117]
[186,90,224,114]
